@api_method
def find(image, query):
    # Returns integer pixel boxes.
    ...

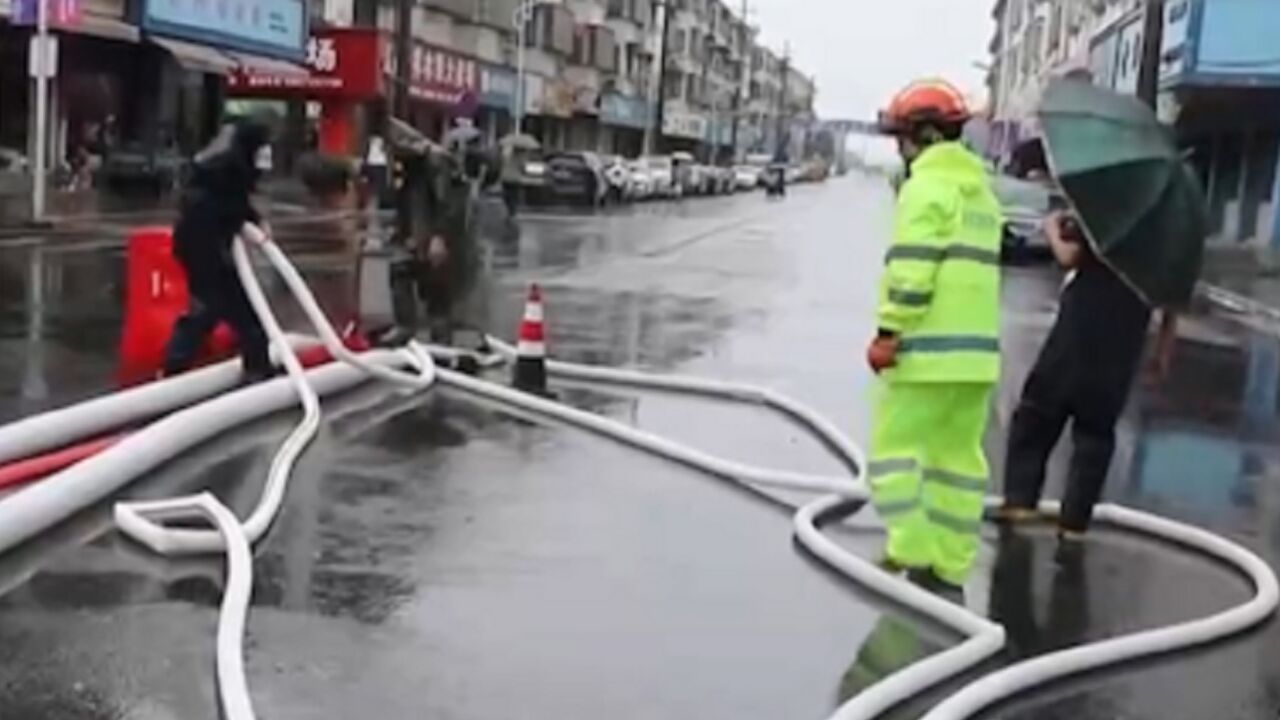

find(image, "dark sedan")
[546,152,605,207]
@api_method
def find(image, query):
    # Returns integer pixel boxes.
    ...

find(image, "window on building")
[664,71,684,100]
[1009,0,1024,31]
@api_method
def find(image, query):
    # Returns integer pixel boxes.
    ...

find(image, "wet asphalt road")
[0,175,1279,719]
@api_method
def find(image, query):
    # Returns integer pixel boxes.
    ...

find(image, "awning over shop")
[151,36,238,75]
[226,51,308,78]
[76,16,141,43]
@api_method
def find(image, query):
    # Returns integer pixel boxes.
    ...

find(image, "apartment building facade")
[989,0,1280,249]
[0,0,817,198]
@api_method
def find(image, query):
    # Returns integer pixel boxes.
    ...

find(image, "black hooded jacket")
[173,120,270,267]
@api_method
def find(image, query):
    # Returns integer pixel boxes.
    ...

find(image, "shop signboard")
[141,0,307,61]
[572,84,600,115]
[479,65,517,110]
[662,111,706,140]
[600,92,649,130]
[524,73,546,115]
[227,28,383,99]
[11,0,82,25]
[542,79,574,118]
[408,43,478,109]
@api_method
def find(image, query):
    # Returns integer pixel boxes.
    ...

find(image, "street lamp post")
[644,0,672,157]
[512,0,542,136]
[32,0,52,223]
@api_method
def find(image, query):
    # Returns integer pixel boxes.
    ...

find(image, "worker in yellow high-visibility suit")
[866,79,1003,590]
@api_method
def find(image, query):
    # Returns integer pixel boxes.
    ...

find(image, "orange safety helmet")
[879,79,972,135]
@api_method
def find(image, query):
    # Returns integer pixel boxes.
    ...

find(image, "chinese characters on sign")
[408,44,478,105]
[227,28,382,99]
[380,40,479,111]
[307,35,337,72]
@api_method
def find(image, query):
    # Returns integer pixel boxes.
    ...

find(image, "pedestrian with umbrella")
[997,79,1209,540]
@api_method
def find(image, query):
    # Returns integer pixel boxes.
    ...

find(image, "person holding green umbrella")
[997,79,1208,539]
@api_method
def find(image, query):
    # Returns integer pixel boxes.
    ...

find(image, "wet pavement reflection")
[0,178,1278,718]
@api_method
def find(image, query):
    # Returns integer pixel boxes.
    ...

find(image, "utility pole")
[646,0,672,156]
[728,0,748,165]
[774,42,789,162]
[31,0,52,223]
[1136,0,1166,109]
[393,0,413,120]
[513,0,536,135]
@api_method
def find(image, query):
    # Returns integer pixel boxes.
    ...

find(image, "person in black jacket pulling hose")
[163,118,274,382]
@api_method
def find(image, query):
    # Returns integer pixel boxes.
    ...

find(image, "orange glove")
[867,335,900,374]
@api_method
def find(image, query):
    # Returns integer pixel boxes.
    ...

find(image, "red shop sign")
[227,28,384,100]
[385,42,478,111]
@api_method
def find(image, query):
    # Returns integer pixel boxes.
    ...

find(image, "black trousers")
[1003,344,1139,532]
[164,256,271,377]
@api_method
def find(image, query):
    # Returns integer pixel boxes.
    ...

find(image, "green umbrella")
[1037,78,1209,307]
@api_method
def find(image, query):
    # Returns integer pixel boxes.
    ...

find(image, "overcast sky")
[746,0,995,120]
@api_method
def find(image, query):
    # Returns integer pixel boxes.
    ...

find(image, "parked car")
[546,151,606,206]
[625,160,655,200]
[715,166,736,194]
[98,143,186,192]
[800,159,830,183]
[733,164,762,191]
[506,150,549,205]
[671,151,697,196]
[994,174,1060,263]
[689,163,716,196]
[0,147,28,174]
[643,155,679,198]
[0,147,28,196]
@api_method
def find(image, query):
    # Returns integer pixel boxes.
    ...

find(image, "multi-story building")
[0,0,816,216]
[989,0,1280,252]
[988,0,1107,158]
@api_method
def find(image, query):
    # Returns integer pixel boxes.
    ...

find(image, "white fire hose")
[441,338,1279,720]
[0,221,1271,720]
[113,224,436,720]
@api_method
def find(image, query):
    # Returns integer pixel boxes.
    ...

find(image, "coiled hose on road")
[0,224,1273,720]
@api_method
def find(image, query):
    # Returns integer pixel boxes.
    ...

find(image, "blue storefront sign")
[142,0,307,61]
[480,65,517,110]
[600,92,650,130]
[1161,0,1280,87]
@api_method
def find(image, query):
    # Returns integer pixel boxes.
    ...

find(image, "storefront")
[384,40,479,141]
[662,110,707,155]
[137,0,307,151]
[600,92,649,158]
[477,63,516,144]
[1,0,143,171]
[227,28,384,156]
[526,77,573,151]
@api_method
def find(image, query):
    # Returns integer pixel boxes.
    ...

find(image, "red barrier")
[117,227,236,385]
[0,433,126,491]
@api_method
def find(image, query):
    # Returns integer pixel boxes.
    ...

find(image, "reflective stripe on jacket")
[877,142,1003,383]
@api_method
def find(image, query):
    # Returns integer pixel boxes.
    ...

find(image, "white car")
[626,160,654,200]
[734,165,761,191]
[644,155,679,198]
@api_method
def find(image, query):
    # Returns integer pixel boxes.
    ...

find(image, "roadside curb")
[1198,282,1280,325]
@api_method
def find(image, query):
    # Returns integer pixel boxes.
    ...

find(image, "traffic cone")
[512,283,550,395]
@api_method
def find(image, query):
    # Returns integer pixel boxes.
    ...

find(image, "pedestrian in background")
[866,79,1004,592]
[997,210,1177,540]
[163,118,275,383]
[363,135,389,209]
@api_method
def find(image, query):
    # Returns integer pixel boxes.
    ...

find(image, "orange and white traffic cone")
[512,283,550,395]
